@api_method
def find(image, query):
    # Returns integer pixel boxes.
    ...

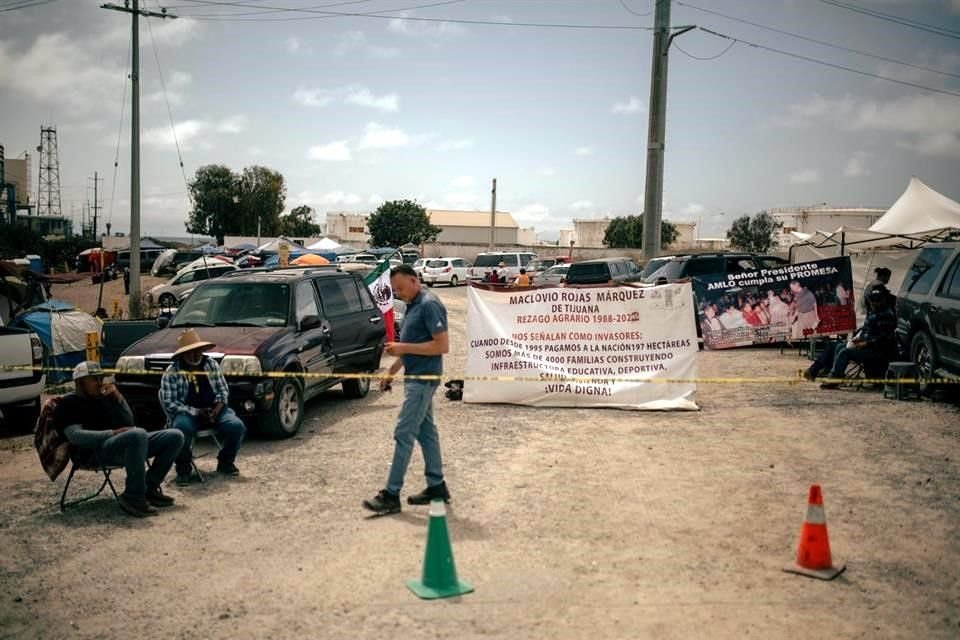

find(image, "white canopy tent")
[255,236,307,254]
[306,237,341,250]
[870,177,960,236]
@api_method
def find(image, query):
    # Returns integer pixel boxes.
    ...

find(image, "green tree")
[279,205,322,237]
[238,165,286,238]
[366,199,440,248]
[726,211,780,253]
[185,164,238,245]
[603,215,679,249]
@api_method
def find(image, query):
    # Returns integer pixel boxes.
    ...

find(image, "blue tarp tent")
[12,300,102,383]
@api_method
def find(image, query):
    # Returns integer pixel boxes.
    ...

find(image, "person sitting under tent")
[804,287,898,388]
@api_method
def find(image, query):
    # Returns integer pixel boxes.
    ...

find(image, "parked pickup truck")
[115,265,386,438]
[0,320,46,431]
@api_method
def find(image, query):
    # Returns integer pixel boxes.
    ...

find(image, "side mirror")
[156,316,170,329]
[299,315,322,331]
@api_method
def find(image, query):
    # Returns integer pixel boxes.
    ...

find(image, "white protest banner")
[464,283,699,410]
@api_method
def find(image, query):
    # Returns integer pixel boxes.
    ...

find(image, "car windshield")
[527,259,555,272]
[171,282,291,328]
[643,260,686,283]
[475,254,518,267]
[546,265,569,275]
[641,258,670,278]
[426,260,448,268]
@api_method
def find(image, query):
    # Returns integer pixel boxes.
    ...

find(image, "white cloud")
[319,191,362,206]
[451,176,475,188]
[444,192,480,207]
[216,114,248,134]
[843,151,870,178]
[538,167,555,177]
[789,169,821,184]
[570,200,593,211]
[345,87,399,112]
[333,31,400,59]
[575,146,594,156]
[286,36,312,55]
[293,87,334,108]
[368,194,385,206]
[612,96,644,114]
[143,120,208,148]
[247,146,264,157]
[683,203,706,215]
[436,138,474,152]
[307,140,352,161]
[358,122,411,149]
[388,13,466,38]
[515,203,550,224]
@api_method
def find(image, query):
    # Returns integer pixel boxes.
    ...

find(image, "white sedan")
[421,258,472,287]
[533,264,569,286]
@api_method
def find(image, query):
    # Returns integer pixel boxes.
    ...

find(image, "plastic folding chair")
[189,429,223,482]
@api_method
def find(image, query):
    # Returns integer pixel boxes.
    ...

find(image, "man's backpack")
[34,396,70,481]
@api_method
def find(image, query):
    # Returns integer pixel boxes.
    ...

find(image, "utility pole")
[641,0,693,261]
[101,1,176,318]
[488,178,497,250]
[90,171,102,240]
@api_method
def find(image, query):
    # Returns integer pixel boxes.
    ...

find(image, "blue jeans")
[386,381,444,496]
[97,428,184,499]
[829,344,888,379]
[171,408,246,475]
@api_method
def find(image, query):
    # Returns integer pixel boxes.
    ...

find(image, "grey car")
[534,264,569,286]
[147,263,238,308]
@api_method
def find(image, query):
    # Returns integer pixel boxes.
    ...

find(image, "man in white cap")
[160,329,246,485]
[52,361,184,517]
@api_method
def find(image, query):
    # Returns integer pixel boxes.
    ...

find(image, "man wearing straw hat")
[160,329,247,485]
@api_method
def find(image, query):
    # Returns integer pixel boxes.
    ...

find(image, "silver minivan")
[147,263,238,308]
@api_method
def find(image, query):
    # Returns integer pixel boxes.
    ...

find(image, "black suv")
[115,266,386,437]
[564,257,642,285]
[641,252,789,283]
[895,243,960,389]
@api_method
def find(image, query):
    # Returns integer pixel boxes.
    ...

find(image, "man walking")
[160,329,246,485]
[53,362,183,517]
[364,264,451,515]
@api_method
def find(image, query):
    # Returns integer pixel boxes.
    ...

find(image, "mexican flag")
[364,260,396,342]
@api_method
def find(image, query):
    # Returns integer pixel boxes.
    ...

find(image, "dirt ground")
[1,285,958,639]
[50,275,168,317]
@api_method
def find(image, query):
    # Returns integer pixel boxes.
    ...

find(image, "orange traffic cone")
[783,484,846,580]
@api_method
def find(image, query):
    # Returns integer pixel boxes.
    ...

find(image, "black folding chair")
[59,450,122,512]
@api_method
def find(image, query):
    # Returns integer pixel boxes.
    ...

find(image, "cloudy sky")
[1,0,959,240]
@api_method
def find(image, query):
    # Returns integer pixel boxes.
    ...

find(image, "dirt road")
[1,285,958,639]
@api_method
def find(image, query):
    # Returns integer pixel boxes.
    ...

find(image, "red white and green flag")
[364,260,395,342]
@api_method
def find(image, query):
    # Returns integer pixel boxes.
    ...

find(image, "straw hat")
[173,328,216,358]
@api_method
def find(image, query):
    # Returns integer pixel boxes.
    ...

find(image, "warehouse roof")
[427,209,519,229]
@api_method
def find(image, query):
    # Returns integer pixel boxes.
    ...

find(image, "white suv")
[422,258,472,287]
[468,252,537,282]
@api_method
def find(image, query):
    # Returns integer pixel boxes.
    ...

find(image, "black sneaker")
[820,381,841,390]
[803,368,816,382]
[146,486,175,507]
[175,471,202,486]
[217,462,240,476]
[363,489,401,515]
[117,493,158,518]
[407,481,451,505]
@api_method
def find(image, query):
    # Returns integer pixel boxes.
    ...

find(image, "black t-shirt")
[52,393,129,435]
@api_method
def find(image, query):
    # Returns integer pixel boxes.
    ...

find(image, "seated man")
[808,288,897,389]
[53,362,184,517]
[160,329,246,485]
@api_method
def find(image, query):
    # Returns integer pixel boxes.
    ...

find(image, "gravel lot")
[1,284,958,639]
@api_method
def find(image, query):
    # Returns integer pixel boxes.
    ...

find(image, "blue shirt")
[400,289,448,377]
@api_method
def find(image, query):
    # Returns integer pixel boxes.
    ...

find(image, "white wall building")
[325,212,371,245]
[770,205,886,250]
[571,217,697,249]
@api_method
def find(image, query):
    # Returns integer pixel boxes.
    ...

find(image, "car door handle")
[369,316,382,323]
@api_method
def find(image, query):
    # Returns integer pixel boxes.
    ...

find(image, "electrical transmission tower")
[36,125,62,218]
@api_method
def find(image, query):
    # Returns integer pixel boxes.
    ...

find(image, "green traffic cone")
[406,499,474,600]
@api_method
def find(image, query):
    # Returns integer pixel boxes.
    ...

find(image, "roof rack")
[220,264,342,278]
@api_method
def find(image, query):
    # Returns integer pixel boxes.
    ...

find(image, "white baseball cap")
[72,361,107,381]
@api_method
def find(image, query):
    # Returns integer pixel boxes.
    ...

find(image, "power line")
[170,0,656,29]
[168,0,372,18]
[145,11,192,200]
[698,27,960,98]
[0,0,63,12]
[618,0,652,18]
[675,0,960,81]
[673,38,735,61]
[817,0,960,41]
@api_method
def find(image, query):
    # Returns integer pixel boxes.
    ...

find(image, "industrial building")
[769,205,886,250]
[325,209,529,247]
[567,217,697,249]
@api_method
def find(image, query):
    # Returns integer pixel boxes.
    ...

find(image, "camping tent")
[306,237,341,250]
[11,301,102,383]
[291,253,330,266]
[870,177,960,237]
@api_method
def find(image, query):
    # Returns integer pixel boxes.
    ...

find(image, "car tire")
[342,375,371,399]
[910,331,939,394]
[426,282,433,287]
[260,378,304,438]
[3,398,41,433]
[450,275,459,287]
[158,293,176,308]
